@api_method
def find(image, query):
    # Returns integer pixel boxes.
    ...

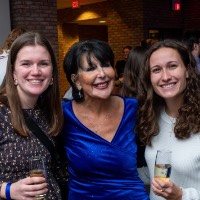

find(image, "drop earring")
[78,89,83,99]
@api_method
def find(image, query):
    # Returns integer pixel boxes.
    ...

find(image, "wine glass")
[154,150,172,182]
[29,156,47,199]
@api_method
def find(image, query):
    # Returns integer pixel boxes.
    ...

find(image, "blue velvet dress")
[62,97,149,200]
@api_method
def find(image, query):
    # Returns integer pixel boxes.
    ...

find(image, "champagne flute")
[29,156,47,199]
[154,150,172,182]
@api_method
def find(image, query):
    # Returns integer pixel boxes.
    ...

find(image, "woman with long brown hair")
[0,32,67,200]
[137,39,200,200]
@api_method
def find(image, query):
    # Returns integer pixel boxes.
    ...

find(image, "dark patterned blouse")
[0,104,68,200]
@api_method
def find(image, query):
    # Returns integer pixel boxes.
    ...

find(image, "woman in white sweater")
[136,39,200,200]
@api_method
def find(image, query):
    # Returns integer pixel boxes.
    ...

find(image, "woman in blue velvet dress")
[62,39,149,200]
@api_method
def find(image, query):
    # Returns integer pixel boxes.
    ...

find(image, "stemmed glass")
[154,150,172,182]
[29,156,47,199]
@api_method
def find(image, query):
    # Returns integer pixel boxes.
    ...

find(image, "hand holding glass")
[154,150,172,182]
[29,156,47,199]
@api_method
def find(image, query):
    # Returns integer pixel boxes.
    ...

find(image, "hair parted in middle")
[136,39,200,145]
[0,31,63,136]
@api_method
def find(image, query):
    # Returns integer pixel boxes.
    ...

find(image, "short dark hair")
[182,30,200,51]
[63,39,114,102]
[123,45,132,50]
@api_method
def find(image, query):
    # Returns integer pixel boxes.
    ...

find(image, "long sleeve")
[182,188,200,200]
[145,108,200,200]
[0,104,65,199]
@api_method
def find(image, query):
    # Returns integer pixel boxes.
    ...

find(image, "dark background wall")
[0,1,11,46]
[9,0,58,57]
[8,0,200,95]
[183,0,200,30]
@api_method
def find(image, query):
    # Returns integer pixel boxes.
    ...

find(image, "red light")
[72,1,79,8]
[172,0,181,11]
[174,3,181,10]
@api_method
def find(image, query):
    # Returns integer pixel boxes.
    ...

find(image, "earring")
[78,89,83,99]
[50,78,53,85]
[14,79,18,86]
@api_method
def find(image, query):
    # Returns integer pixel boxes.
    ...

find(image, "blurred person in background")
[182,29,200,73]
[0,27,26,85]
[120,45,150,193]
[114,45,132,86]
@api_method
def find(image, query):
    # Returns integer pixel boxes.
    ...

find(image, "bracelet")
[5,183,12,200]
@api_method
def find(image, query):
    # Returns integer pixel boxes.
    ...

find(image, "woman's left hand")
[151,177,182,200]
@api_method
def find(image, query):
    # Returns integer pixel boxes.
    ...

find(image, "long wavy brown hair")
[136,39,200,145]
[0,32,63,136]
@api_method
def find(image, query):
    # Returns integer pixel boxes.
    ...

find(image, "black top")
[0,104,68,200]
[115,60,126,78]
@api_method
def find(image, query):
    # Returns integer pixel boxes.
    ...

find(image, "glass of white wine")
[154,150,172,182]
[29,156,47,199]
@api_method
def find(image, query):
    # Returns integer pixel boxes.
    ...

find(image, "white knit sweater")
[139,108,200,200]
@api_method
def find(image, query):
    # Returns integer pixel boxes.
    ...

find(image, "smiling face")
[13,45,53,105]
[150,47,189,104]
[73,53,115,100]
